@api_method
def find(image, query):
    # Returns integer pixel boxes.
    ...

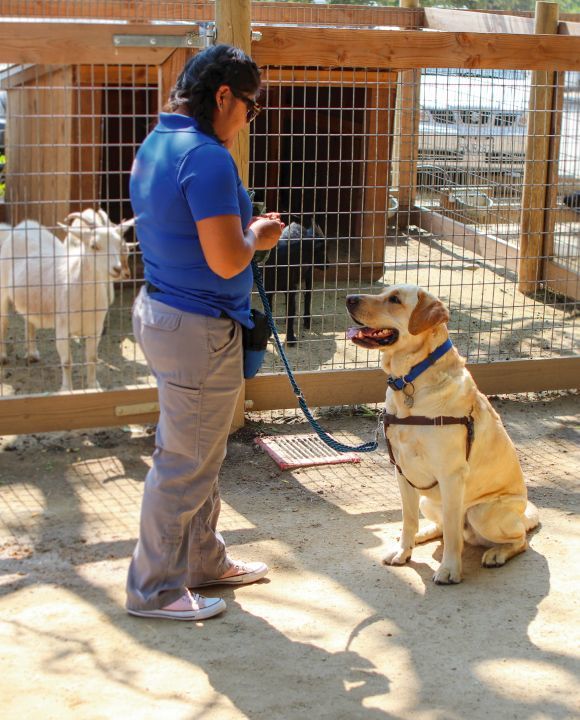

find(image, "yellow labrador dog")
[346,284,539,584]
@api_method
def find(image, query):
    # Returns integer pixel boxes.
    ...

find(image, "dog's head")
[346,284,450,351]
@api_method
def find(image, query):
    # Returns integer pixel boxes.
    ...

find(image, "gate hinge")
[113,23,262,49]
[113,22,216,49]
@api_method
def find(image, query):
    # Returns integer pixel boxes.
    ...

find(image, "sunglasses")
[231,90,262,123]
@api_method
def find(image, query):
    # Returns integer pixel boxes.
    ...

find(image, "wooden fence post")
[215,0,252,432]
[518,1,560,294]
[391,0,422,226]
[216,0,252,187]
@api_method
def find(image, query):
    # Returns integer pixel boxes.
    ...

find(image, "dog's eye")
[388,295,401,304]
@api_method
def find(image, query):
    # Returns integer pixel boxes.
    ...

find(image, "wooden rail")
[0,357,577,436]
[1,23,580,70]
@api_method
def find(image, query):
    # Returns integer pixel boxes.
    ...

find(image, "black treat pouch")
[242,309,272,379]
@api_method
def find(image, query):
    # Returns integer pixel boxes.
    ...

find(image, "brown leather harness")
[382,411,475,490]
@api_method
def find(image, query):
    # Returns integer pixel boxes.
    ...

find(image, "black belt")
[145,282,229,319]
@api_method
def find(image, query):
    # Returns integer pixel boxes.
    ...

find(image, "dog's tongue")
[347,326,395,346]
[347,326,367,340]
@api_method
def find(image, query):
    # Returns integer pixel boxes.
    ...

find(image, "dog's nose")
[346,295,360,309]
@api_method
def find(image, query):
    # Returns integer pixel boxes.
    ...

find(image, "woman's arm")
[197,214,283,279]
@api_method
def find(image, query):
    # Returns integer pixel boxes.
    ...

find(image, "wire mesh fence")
[0,7,578,405]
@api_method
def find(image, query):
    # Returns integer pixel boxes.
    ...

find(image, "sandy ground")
[0,390,578,720]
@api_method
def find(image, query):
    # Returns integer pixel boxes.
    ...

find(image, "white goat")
[0,210,135,391]
[0,223,11,249]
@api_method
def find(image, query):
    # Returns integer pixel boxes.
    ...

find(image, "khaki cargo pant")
[126,287,243,612]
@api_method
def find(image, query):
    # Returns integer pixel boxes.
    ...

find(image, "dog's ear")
[408,290,450,335]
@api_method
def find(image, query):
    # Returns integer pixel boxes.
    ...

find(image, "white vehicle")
[418,68,530,183]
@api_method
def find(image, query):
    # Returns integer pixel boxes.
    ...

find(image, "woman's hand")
[250,216,285,250]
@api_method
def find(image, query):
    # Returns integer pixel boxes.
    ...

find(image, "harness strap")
[382,412,475,490]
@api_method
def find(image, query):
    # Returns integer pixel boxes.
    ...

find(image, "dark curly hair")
[166,44,261,138]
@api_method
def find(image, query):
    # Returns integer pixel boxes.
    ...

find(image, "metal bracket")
[113,22,216,49]
[113,23,262,49]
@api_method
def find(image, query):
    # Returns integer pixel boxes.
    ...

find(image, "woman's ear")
[215,84,229,110]
[408,290,450,335]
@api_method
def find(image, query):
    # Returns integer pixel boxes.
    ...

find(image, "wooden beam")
[417,207,519,272]
[0,356,577,436]
[261,67,394,87]
[558,20,580,35]
[0,22,180,65]
[245,358,580,409]
[252,26,580,72]
[518,2,560,294]
[1,23,580,72]
[424,7,535,34]
[0,2,422,27]
[0,387,159,436]
[544,260,580,300]
[158,48,193,115]
[360,82,394,282]
[216,0,252,433]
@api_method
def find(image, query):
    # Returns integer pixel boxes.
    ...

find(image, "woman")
[126,45,284,621]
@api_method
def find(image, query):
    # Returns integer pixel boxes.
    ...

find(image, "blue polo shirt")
[129,113,254,327]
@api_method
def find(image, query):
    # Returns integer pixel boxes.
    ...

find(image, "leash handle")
[251,260,378,453]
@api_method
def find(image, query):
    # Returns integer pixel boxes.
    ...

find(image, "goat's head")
[59,210,136,280]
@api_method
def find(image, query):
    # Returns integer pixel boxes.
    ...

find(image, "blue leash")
[251,260,380,453]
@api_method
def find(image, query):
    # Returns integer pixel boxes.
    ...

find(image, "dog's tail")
[524,501,540,532]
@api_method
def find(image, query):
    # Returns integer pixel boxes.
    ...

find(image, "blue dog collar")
[387,338,454,391]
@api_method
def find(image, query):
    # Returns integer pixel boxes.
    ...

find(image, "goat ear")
[96,209,109,226]
[408,290,449,335]
[64,212,83,225]
[59,222,83,240]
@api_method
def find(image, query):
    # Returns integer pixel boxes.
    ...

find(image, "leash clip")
[376,409,387,443]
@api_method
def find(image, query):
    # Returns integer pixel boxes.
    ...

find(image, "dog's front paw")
[382,545,412,566]
[433,564,462,585]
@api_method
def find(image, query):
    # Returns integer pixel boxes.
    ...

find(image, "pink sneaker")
[196,560,269,587]
[127,589,226,621]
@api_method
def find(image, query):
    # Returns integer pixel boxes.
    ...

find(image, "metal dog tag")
[403,381,415,408]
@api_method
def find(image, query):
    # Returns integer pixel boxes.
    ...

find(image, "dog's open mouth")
[347,326,399,349]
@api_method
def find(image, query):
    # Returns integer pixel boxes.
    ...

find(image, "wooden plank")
[216,0,252,432]
[72,72,103,212]
[0,356,578,436]
[360,83,394,282]
[417,208,519,271]
[544,261,580,300]
[0,1,213,22]
[158,48,192,115]
[543,71,566,259]
[0,387,160,436]
[518,2,560,294]
[244,358,580,411]
[558,21,580,36]
[5,65,74,227]
[1,23,580,72]
[425,7,535,34]
[261,67,394,87]
[0,22,179,65]
[252,27,580,72]
[392,69,420,215]
[0,1,421,27]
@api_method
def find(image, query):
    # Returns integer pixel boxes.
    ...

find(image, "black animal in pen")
[261,220,327,345]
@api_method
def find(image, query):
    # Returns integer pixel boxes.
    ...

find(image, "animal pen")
[0,1,578,436]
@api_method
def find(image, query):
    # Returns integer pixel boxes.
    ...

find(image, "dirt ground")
[0,390,578,719]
